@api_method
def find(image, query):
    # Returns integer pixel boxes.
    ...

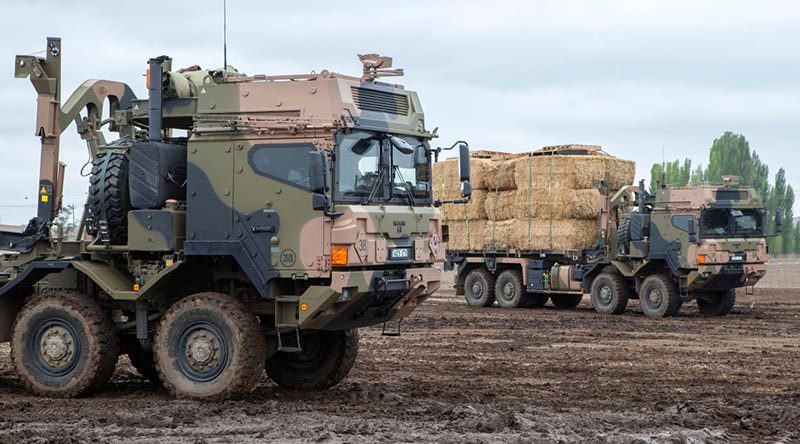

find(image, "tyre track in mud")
[0,286,798,443]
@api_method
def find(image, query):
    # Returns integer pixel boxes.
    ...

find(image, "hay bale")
[514,188,601,220]
[513,155,635,191]
[433,158,492,195]
[441,189,487,222]
[484,190,518,221]
[444,220,488,250]
[485,219,598,251]
[483,159,516,191]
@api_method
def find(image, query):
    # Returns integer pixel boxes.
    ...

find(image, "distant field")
[759,256,800,289]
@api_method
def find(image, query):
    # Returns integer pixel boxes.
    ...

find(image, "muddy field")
[1,268,799,443]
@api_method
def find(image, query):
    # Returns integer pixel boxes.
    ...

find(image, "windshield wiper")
[363,164,387,205]
[393,165,416,206]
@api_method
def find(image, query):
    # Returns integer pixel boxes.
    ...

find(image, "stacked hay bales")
[435,146,636,251]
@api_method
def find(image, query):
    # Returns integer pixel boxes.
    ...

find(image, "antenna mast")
[223,0,228,71]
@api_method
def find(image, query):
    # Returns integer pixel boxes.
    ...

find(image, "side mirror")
[687,217,698,243]
[460,181,473,198]
[775,209,783,234]
[308,151,329,194]
[458,143,470,183]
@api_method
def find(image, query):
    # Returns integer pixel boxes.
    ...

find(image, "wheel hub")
[647,288,663,307]
[38,326,74,368]
[502,282,515,299]
[184,330,221,370]
[471,281,483,296]
[599,285,613,305]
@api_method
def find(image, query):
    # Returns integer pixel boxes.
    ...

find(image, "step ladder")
[274,296,303,353]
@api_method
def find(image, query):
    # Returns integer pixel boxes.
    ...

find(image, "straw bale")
[443,220,489,250]
[513,155,635,191]
[483,190,518,221]
[433,158,492,196]
[514,188,601,220]
[440,189,488,222]
[483,219,598,251]
[483,159,517,191]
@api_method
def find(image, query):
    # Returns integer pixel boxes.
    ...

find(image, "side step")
[274,296,302,353]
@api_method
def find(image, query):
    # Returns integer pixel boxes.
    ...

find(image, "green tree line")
[649,131,796,254]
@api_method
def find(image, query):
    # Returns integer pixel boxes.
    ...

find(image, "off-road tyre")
[551,294,583,309]
[697,289,736,316]
[11,292,119,397]
[591,272,629,315]
[266,329,359,390]
[464,268,496,307]
[617,215,631,255]
[640,274,681,318]
[123,339,160,384]
[86,151,130,245]
[154,292,267,400]
[495,269,527,309]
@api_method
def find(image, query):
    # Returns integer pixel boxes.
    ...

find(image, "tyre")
[590,272,629,315]
[154,292,266,399]
[86,151,130,245]
[266,329,359,390]
[123,339,160,384]
[551,294,583,309]
[464,268,496,307]
[11,292,119,397]
[639,274,681,318]
[525,293,549,308]
[697,289,736,316]
[617,215,631,255]
[495,269,527,309]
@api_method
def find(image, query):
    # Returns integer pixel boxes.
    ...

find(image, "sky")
[0,0,798,224]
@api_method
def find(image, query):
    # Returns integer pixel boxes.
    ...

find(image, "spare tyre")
[86,151,131,245]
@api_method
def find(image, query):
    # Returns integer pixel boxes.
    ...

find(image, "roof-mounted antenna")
[223,0,228,72]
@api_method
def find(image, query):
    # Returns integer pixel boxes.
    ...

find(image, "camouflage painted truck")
[446,149,775,318]
[0,38,471,399]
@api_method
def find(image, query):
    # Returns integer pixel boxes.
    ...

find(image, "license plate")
[389,248,410,260]
[730,255,744,262]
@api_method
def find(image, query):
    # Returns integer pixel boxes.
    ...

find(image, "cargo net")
[433,145,635,252]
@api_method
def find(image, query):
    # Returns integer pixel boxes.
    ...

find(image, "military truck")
[0,38,471,399]
[447,157,775,318]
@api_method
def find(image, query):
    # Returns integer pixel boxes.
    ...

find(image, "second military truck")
[447,149,773,318]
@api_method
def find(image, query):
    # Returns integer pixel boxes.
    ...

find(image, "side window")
[248,143,313,189]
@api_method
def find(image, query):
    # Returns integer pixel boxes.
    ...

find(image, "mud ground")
[0,275,798,443]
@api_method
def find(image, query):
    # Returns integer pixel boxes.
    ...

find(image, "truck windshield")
[335,131,431,204]
[701,208,764,238]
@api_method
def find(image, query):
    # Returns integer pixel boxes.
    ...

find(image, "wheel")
[123,339,160,384]
[154,292,267,399]
[266,329,359,390]
[87,151,130,244]
[551,294,583,309]
[590,272,629,315]
[639,274,681,318]
[617,215,631,255]
[697,289,736,316]
[464,268,496,307]
[495,270,527,309]
[11,292,119,397]
[525,293,549,308]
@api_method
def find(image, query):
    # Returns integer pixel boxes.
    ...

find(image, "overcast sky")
[0,0,798,224]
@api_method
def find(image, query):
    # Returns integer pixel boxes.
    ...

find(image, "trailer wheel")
[495,270,527,309]
[11,292,120,397]
[590,273,629,315]
[266,329,359,389]
[640,274,681,318]
[525,293,549,308]
[551,294,583,309]
[697,289,736,316]
[154,292,266,399]
[464,268,496,307]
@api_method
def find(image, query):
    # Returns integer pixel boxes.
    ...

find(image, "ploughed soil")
[1,276,799,443]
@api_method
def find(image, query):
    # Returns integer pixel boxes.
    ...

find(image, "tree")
[766,169,795,254]
[705,131,769,200]
[649,158,693,193]
[53,204,78,240]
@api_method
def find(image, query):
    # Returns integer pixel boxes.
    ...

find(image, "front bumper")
[277,267,441,331]
[688,262,767,291]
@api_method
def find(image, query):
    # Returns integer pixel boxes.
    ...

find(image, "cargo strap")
[97,152,114,245]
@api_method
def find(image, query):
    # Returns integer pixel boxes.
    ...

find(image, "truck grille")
[351,87,410,115]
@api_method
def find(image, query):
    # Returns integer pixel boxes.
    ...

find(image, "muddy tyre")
[495,269,527,309]
[154,292,267,400]
[11,292,119,397]
[551,294,583,309]
[123,340,160,384]
[266,329,359,390]
[697,289,736,316]
[640,274,681,318]
[86,151,130,245]
[591,272,629,315]
[464,268,496,307]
